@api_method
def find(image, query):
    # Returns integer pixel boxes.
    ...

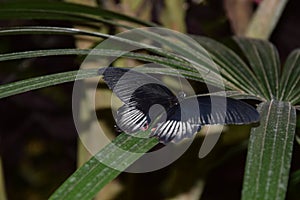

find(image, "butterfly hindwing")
[151,96,259,143]
[115,104,149,133]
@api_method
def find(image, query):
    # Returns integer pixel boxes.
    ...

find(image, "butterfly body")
[99,67,259,143]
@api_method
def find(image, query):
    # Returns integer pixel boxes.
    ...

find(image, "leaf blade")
[234,38,280,100]
[242,101,296,200]
[194,36,263,97]
[49,132,158,200]
[0,1,155,27]
[0,69,98,99]
[279,49,300,104]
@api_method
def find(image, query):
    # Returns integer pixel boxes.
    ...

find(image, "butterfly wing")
[99,68,259,143]
[99,67,176,105]
[151,96,259,143]
[99,67,178,133]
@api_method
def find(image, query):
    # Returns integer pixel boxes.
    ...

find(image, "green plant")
[0,1,299,200]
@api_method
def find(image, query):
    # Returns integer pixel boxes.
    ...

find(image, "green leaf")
[2,27,244,89]
[0,26,108,38]
[196,91,263,101]
[0,27,192,70]
[0,66,215,100]
[242,101,296,200]
[279,49,300,104]
[0,49,92,61]
[129,29,235,90]
[0,69,98,99]
[234,38,281,100]
[194,36,263,97]
[0,1,155,27]
[3,49,226,91]
[0,48,186,70]
[49,132,158,200]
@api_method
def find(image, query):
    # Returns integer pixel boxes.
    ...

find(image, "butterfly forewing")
[99,67,178,134]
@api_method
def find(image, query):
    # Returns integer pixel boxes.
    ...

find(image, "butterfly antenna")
[176,69,186,99]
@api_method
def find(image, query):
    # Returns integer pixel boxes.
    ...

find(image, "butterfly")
[98,67,259,144]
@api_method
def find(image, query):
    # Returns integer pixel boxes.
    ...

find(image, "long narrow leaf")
[0,66,230,100]
[242,101,296,200]
[130,29,242,90]
[194,36,263,97]
[0,26,108,38]
[1,27,244,89]
[49,131,158,200]
[0,48,222,86]
[0,69,98,99]
[279,50,300,104]
[0,48,188,70]
[0,26,242,88]
[234,38,280,100]
[0,27,190,68]
[0,1,155,27]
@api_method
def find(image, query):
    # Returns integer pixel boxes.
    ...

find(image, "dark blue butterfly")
[99,67,259,144]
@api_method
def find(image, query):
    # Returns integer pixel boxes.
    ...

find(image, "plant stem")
[245,0,289,39]
[224,0,253,36]
[0,157,7,200]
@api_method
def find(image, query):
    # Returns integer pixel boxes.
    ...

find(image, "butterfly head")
[178,91,186,100]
